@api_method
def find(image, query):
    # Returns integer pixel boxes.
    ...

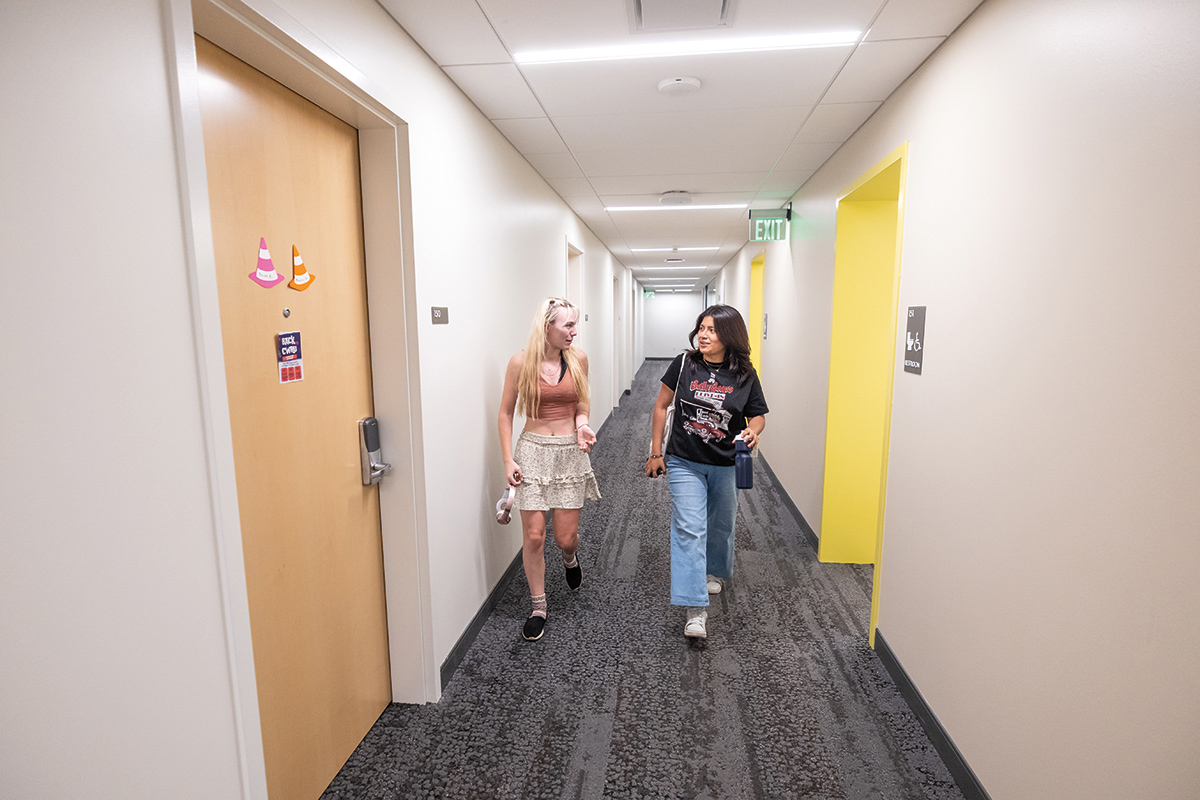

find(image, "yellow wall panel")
[820,150,906,572]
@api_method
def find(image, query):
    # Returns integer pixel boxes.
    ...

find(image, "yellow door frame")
[817,143,908,646]
[748,251,765,373]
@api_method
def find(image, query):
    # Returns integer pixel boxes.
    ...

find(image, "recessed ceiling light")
[606,203,746,211]
[631,247,719,252]
[665,258,685,263]
[514,31,860,64]
[659,190,692,206]
[658,77,701,97]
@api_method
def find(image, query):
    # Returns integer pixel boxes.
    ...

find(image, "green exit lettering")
[751,217,786,241]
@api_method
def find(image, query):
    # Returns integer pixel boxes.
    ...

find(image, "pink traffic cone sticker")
[288,245,315,291]
[248,237,285,288]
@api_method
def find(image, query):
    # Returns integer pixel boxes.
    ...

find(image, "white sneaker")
[684,609,708,639]
[706,574,723,594]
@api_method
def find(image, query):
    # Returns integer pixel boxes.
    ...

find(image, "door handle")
[359,417,392,486]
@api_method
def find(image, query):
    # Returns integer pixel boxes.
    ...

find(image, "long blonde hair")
[516,297,590,418]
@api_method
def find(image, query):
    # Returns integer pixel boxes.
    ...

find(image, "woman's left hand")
[738,428,759,449]
[577,424,596,453]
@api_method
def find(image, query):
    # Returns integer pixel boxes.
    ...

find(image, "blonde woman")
[498,298,601,641]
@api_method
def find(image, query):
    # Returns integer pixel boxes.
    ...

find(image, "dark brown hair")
[687,304,754,378]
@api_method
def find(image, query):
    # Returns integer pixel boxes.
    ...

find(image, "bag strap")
[673,354,687,396]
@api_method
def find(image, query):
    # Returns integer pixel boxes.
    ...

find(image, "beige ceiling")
[377,0,983,291]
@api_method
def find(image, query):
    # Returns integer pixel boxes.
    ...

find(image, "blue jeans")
[666,455,738,607]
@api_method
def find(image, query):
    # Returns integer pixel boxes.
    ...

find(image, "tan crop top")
[533,369,578,420]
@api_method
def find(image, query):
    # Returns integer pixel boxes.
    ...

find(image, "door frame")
[817,143,909,648]
[164,1,436,797]
[748,251,766,373]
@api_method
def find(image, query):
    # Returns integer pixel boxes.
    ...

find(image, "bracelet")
[576,422,589,430]
[648,454,662,459]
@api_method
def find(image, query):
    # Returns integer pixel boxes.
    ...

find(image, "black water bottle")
[735,439,753,489]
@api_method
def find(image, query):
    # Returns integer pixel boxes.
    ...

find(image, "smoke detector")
[658,77,702,97]
[659,190,693,206]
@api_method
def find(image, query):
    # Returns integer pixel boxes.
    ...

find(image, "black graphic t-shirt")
[661,353,769,467]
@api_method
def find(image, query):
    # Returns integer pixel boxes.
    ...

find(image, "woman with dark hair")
[646,305,768,640]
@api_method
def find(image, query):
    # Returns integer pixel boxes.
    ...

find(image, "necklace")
[702,356,725,383]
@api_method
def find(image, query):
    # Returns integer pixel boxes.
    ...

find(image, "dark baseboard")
[644,356,674,361]
[874,631,993,800]
[756,455,819,553]
[442,408,624,691]
[440,550,523,691]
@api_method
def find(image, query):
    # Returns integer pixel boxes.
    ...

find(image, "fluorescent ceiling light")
[606,203,746,211]
[639,266,704,271]
[630,247,719,252]
[514,31,859,65]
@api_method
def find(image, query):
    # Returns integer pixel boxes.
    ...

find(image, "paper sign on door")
[277,331,303,383]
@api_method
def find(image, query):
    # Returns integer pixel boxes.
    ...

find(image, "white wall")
[266,0,630,668]
[1,0,634,794]
[0,1,247,797]
[757,1,1200,798]
[716,247,754,321]
[641,291,704,358]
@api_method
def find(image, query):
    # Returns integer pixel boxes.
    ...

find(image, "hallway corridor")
[322,360,964,800]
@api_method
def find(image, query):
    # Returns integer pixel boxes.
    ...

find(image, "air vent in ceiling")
[627,0,738,33]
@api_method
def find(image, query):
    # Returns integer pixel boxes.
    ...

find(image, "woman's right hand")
[645,455,665,478]
[505,459,523,487]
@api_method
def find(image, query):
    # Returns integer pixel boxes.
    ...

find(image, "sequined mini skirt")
[513,431,601,511]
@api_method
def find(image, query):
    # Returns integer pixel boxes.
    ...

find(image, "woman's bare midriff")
[524,417,576,436]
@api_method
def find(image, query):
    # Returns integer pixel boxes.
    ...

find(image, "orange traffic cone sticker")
[248,237,285,288]
[288,245,315,291]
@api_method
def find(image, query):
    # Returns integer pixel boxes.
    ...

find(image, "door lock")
[358,417,392,486]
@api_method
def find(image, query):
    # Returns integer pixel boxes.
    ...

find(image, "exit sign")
[749,209,789,241]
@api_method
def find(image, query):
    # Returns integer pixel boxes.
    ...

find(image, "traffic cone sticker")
[248,237,285,288]
[288,245,315,291]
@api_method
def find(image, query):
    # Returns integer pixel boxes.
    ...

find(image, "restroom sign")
[276,331,304,383]
[904,307,925,374]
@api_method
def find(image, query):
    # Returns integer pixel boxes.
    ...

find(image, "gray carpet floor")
[322,359,964,800]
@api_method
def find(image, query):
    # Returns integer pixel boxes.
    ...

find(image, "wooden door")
[195,36,391,799]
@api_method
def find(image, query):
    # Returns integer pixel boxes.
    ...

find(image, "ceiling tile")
[545,176,596,197]
[552,105,810,153]
[589,172,768,195]
[519,46,850,117]
[442,64,545,118]
[773,140,841,171]
[796,102,881,143]
[477,0,630,53]
[712,0,880,36]
[377,0,511,66]
[867,0,985,40]
[492,117,569,154]
[577,146,777,177]
[758,169,816,194]
[525,152,586,178]
[822,38,944,103]
[609,206,746,240]
[564,194,607,215]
